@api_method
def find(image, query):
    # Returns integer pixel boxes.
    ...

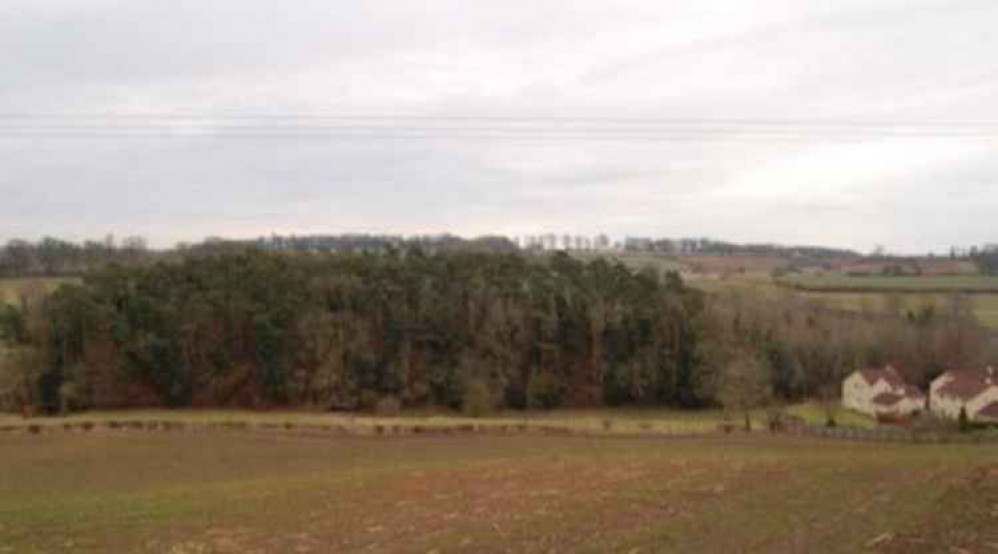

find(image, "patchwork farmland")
[777,274,998,294]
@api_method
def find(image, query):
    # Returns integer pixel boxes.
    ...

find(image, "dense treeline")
[702,289,990,396]
[0,234,520,278]
[621,236,859,260]
[1,250,708,412]
[0,233,864,280]
[0,236,151,277]
[972,248,998,276]
[252,233,519,255]
[1,248,992,415]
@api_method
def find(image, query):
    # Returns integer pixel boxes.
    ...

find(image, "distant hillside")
[2,233,990,280]
[776,274,998,294]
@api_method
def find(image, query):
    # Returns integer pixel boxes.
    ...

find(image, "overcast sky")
[1,0,996,253]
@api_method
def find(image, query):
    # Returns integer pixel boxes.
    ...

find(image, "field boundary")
[784,421,998,444]
[775,276,998,295]
[0,416,720,439]
[4,412,996,444]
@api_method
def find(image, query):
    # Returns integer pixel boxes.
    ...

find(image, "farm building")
[842,366,925,418]
[929,368,998,422]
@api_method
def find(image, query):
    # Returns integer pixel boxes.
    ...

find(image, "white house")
[930,367,998,422]
[842,366,925,418]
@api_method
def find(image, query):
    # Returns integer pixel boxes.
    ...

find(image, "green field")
[569,251,682,275]
[685,271,781,295]
[687,272,998,330]
[777,274,998,294]
[796,291,998,329]
[1,431,994,553]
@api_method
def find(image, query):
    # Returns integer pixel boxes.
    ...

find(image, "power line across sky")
[1,114,997,141]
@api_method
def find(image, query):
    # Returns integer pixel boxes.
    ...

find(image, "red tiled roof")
[859,366,905,388]
[978,402,998,419]
[872,392,904,406]
[936,370,996,401]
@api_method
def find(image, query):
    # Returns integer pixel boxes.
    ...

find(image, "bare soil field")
[1,431,994,553]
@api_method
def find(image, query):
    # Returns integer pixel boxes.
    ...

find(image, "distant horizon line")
[3,231,994,259]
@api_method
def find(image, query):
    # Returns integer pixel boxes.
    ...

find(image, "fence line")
[0,418,718,439]
[3,417,996,444]
[782,421,998,444]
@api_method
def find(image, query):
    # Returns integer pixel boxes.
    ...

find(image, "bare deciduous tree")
[717,349,772,432]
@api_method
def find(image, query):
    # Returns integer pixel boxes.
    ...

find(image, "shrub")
[0,305,26,343]
[954,407,989,433]
[462,379,495,418]
[527,371,564,409]
[358,390,381,412]
[374,395,402,416]
[58,381,85,414]
[909,411,955,434]
[0,346,44,412]
[766,405,788,433]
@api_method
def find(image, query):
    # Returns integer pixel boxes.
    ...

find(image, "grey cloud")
[1,0,996,252]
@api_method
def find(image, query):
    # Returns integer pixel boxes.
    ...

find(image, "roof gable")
[935,370,997,401]
[978,401,998,419]
[872,392,904,406]
[858,366,905,388]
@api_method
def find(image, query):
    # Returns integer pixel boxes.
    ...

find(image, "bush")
[374,395,402,416]
[766,405,788,433]
[909,411,955,434]
[58,382,85,414]
[0,346,44,412]
[462,379,496,418]
[358,390,381,411]
[955,407,989,433]
[527,371,564,409]
[0,306,26,343]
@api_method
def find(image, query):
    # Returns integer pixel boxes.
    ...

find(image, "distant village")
[843,366,998,424]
